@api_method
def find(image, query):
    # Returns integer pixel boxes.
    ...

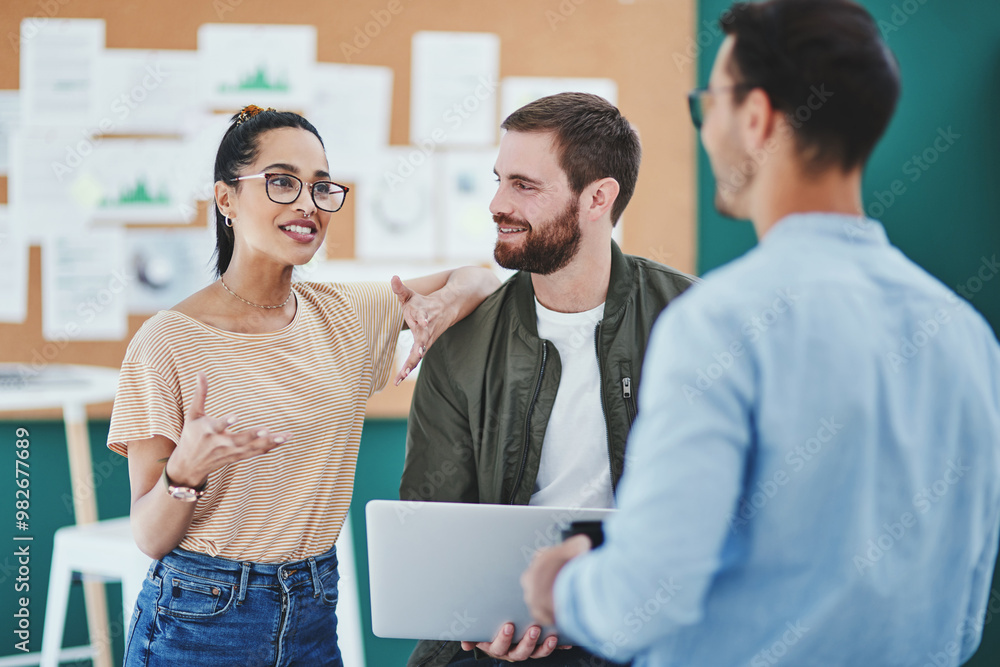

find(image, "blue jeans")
[124,545,342,666]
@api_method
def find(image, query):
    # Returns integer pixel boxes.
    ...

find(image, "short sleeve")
[106,322,185,457]
[336,282,405,395]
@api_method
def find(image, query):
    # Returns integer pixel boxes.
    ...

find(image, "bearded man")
[399,92,697,667]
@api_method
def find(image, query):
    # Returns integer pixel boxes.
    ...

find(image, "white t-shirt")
[529,298,615,509]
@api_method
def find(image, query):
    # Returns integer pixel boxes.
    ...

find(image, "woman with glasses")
[107,105,499,666]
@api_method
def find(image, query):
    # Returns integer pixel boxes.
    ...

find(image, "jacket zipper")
[509,341,548,504]
[594,323,617,494]
[623,376,636,423]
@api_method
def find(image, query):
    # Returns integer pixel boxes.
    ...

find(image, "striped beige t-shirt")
[107,281,404,562]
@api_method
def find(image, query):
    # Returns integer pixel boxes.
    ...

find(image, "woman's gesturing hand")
[166,372,292,488]
[392,275,458,385]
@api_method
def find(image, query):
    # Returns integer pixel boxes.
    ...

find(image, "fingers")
[187,371,209,420]
[529,635,560,659]
[484,623,515,658]
[391,275,414,304]
[394,343,427,385]
[506,626,542,661]
[215,428,291,466]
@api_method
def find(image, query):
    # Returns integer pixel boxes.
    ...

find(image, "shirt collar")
[762,212,890,247]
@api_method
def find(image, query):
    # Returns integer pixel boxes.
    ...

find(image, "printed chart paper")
[307,63,393,181]
[19,18,105,125]
[126,228,216,313]
[42,228,128,342]
[199,24,317,110]
[9,125,99,241]
[95,49,201,134]
[439,149,499,262]
[410,32,500,147]
[88,139,193,224]
[356,148,437,261]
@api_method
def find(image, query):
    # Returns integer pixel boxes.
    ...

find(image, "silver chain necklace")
[220,275,293,310]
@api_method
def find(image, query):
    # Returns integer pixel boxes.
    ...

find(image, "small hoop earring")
[225,216,233,228]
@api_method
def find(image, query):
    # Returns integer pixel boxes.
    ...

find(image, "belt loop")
[308,557,321,599]
[237,561,251,605]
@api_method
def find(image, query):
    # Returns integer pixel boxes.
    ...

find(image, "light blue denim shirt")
[554,213,1000,667]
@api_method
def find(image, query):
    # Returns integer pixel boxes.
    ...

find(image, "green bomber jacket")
[400,241,698,667]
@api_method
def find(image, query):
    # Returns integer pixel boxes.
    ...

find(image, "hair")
[212,109,324,276]
[500,92,641,225]
[721,0,901,173]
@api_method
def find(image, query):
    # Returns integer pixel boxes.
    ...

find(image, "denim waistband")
[154,544,339,603]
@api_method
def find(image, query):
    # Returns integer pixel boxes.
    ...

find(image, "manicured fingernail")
[504,624,514,635]
[548,638,556,648]
[226,416,238,425]
[273,436,285,444]
[256,429,267,437]
[529,628,539,639]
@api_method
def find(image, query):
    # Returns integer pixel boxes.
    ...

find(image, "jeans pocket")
[158,571,235,619]
[319,565,340,608]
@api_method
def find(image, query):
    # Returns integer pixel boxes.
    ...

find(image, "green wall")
[695,0,1000,335]
[694,1,1000,665]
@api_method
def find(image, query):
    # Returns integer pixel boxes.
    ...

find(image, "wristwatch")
[162,465,207,502]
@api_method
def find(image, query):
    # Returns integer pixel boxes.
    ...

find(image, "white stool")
[336,514,367,667]
[40,517,151,667]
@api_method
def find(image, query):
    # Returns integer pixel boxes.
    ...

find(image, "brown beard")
[493,198,582,275]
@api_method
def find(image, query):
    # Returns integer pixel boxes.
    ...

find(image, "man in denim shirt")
[522,2,1000,666]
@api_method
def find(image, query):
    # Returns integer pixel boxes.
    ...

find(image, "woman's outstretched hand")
[166,372,292,488]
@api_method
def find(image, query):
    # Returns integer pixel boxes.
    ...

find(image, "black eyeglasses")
[231,172,350,213]
[687,84,753,129]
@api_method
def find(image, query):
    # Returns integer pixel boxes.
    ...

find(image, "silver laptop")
[365,499,616,642]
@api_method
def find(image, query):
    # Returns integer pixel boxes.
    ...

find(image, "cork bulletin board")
[0,0,696,419]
